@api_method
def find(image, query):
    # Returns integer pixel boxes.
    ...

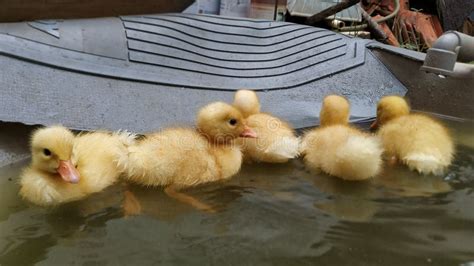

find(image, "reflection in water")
[0,118,472,265]
[375,165,452,197]
[314,198,378,223]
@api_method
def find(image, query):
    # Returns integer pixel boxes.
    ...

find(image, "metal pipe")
[329,19,346,29]
[421,31,474,78]
[340,31,371,38]
[339,0,400,32]
[273,0,278,21]
[359,6,388,41]
[306,0,360,25]
[431,31,474,63]
[375,0,400,23]
[339,24,368,31]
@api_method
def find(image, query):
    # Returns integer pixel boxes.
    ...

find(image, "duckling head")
[30,126,80,183]
[319,95,350,127]
[197,102,257,143]
[371,95,410,130]
[233,89,260,118]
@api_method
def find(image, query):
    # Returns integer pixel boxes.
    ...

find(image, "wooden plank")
[0,0,194,22]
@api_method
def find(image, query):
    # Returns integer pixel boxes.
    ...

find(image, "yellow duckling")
[301,95,383,180]
[371,95,454,175]
[233,89,299,163]
[124,102,257,211]
[19,126,134,206]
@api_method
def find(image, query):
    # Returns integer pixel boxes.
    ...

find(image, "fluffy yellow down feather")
[301,95,383,180]
[233,89,299,163]
[372,95,454,175]
[20,126,134,206]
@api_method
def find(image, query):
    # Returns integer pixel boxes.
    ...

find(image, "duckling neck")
[197,129,235,145]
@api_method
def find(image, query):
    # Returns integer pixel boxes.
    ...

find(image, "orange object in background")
[394,0,443,48]
[377,20,400,46]
[362,0,443,50]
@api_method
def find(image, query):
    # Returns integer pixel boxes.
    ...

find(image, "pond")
[0,117,473,265]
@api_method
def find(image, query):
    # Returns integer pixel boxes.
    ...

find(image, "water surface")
[0,118,473,265]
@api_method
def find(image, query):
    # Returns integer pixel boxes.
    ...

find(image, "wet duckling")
[371,95,454,175]
[301,95,383,180]
[19,126,134,206]
[124,102,257,211]
[233,89,299,163]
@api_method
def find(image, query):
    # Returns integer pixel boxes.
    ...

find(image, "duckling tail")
[403,153,445,176]
[335,135,383,180]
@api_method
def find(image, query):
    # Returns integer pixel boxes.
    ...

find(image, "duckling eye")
[43,149,52,156]
[229,119,237,126]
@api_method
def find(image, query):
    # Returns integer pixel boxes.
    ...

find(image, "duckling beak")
[57,160,80,184]
[240,126,257,138]
[370,120,379,131]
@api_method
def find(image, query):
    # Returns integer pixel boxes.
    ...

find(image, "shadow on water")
[0,118,472,265]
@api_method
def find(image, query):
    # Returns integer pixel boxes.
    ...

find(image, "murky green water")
[0,118,473,265]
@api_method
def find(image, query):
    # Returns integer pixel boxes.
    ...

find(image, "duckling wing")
[125,129,220,187]
[264,136,301,159]
[73,132,125,192]
[243,113,299,163]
